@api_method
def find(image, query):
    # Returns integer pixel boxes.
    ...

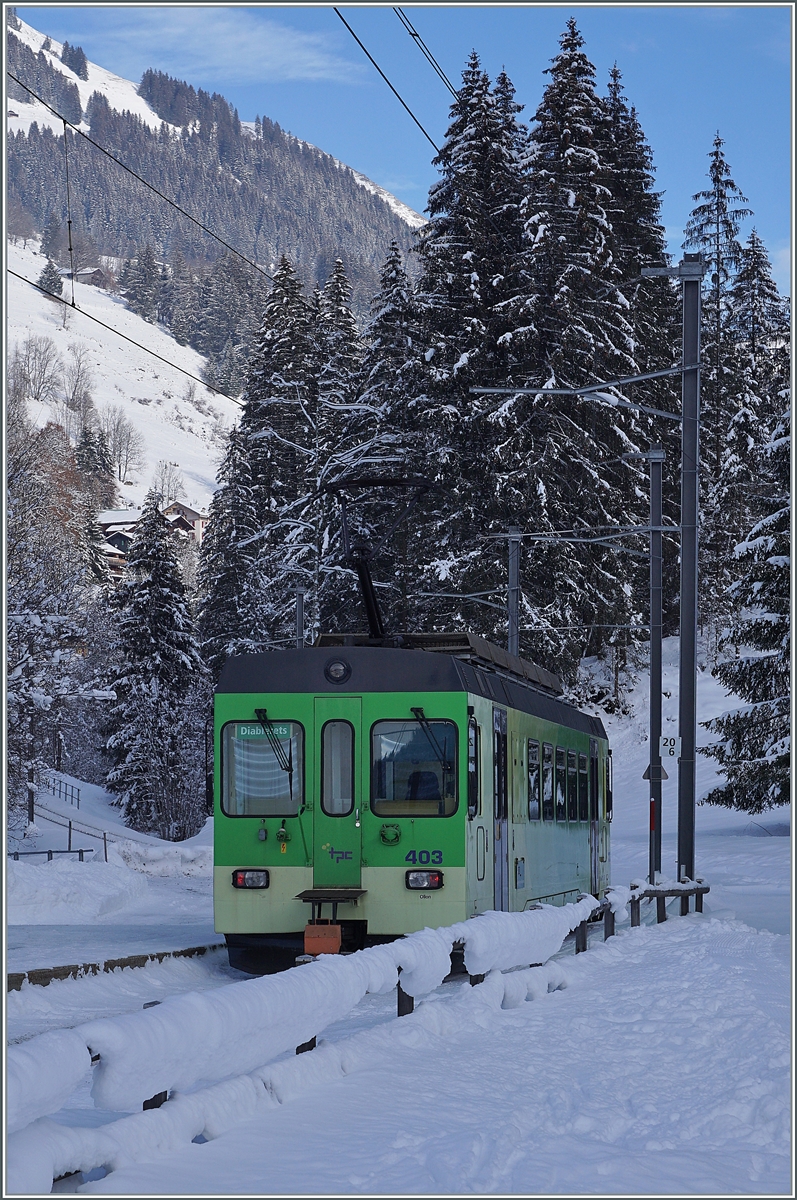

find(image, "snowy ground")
[74,917,790,1197]
[7,238,239,511]
[5,640,791,1194]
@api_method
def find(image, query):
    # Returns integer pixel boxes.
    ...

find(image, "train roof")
[217,638,607,741]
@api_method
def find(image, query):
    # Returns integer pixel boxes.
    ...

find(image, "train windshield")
[221,721,303,816]
[371,719,457,817]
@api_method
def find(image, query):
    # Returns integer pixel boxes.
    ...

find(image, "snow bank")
[6,1030,92,1135]
[3,903,602,1192]
[78,898,596,1110]
[4,961,573,1193]
[112,840,212,878]
[6,857,147,925]
[454,894,597,976]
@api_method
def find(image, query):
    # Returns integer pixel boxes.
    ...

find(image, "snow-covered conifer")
[700,407,790,812]
[236,257,318,641]
[683,135,754,627]
[106,489,206,838]
[37,257,63,298]
[508,21,643,677]
[120,244,161,322]
[411,55,536,641]
[197,425,268,681]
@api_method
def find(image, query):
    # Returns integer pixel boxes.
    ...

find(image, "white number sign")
[659,735,682,758]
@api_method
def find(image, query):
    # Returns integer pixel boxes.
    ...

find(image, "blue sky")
[16,4,793,293]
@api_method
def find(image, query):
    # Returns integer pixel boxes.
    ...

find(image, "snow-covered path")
[76,915,790,1196]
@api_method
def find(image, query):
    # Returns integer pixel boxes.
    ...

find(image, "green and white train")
[213,631,612,972]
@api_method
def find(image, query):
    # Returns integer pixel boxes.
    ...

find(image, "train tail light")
[232,869,269,889]
[405,870,443,890]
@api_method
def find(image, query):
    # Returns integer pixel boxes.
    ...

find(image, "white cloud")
[72,7,366,86]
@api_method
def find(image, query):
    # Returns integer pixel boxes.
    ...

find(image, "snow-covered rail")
[6,885,709,1193]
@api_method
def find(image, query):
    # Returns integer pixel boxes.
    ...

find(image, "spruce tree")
[106,489,206,838]
[41,212,66,263]
[313,259,365,630]
[683,134,753,630]
[37,258,63,298]
[359,243,428,630]
[700,407,789,812]
[703,230,790,620]
[412,54,536,643]
[510,19,642,678]
[238,257,318,642]
[197,425,266,680]
[600,63,681,633]
[121,244,161,321]
[75,424,118,509]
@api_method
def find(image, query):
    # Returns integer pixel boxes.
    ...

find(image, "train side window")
[321,720,354,816]
[371,719,457,817]
[578,753,589,822]
[221,720,304,817]
[493,708,508,822]
[589,739,599,821]
[555,748,567,821]
[467,717,481,819]
[567,750,578,821]
[527,739,541,820]
[542,743,554,820]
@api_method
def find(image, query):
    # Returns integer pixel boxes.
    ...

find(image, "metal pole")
[508,526,521,657]
[27,764,35,826]
[678,255,704,883]
[296,589,305,650]
[68,820,72,852]
[649,447,665,884]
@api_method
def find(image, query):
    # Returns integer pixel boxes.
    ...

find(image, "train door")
[313,696,362,888]
[589,738,600,896]
[493,707,509,911]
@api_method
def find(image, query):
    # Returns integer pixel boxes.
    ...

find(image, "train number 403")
[405,850,443,865]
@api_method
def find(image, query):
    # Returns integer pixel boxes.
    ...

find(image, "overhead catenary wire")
[60,118,76,307]
[393,8,459,100]
[8,269,243,407]
[332,8,440,153]
[7,71,282,291]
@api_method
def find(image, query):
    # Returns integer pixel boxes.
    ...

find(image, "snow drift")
[6,857,148,925]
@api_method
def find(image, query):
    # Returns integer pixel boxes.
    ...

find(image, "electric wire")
[393,8,458,100]
[8,269,243,407]
[61,118,76,307]
[7,71,281,290]
[332,8,440,153]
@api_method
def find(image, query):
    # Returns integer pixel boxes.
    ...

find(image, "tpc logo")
[321,843,353,863]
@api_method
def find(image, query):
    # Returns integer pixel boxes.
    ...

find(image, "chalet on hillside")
[97,502,209,579]
[59,265,112,288]
[161,501,208,543]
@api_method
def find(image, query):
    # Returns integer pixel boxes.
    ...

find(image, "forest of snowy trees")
[7,19,790,834]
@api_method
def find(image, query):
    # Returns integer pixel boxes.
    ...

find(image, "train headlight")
[405,870,444,890]
[324,658,351,684]
[232,869,270,889]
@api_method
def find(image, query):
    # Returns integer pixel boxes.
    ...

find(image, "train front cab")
[213,651,610,971]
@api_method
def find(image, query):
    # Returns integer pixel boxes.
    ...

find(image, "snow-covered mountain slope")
[243,124,426,230]
[9,16,424,232]
[7,16,180,136]
[7,238,238,509]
